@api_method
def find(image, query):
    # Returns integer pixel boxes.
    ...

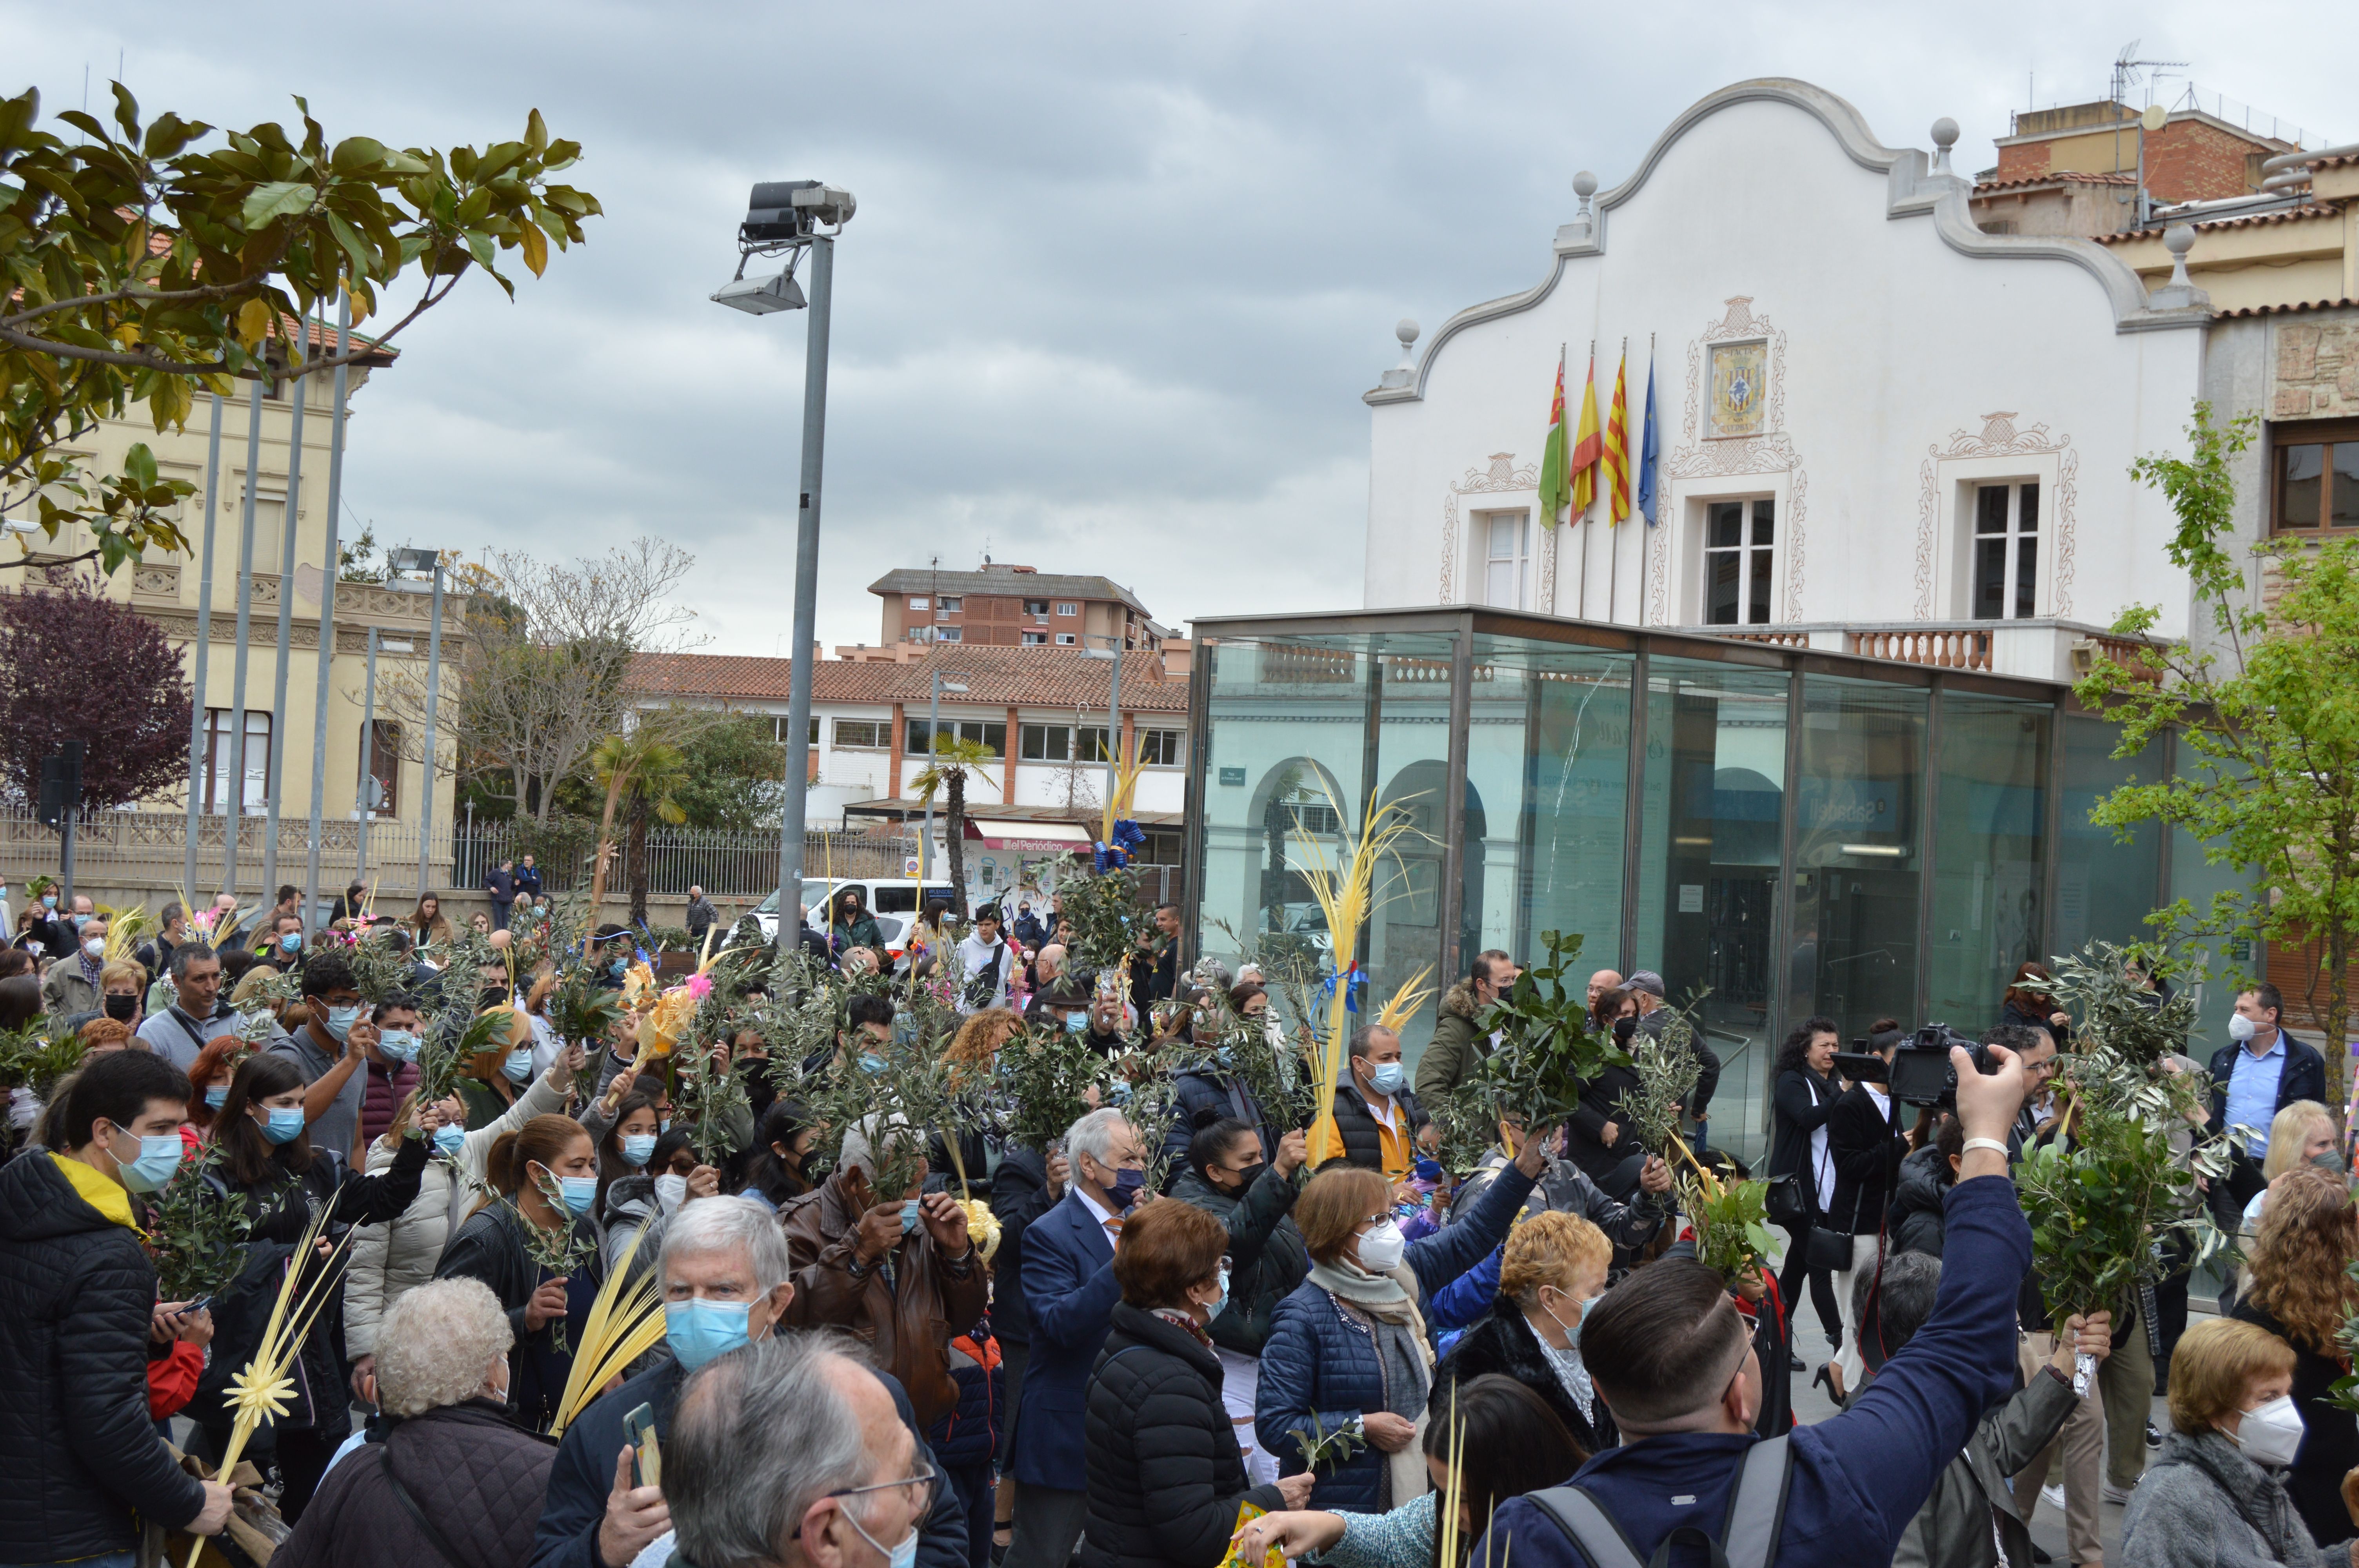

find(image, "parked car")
[754,878,954,953]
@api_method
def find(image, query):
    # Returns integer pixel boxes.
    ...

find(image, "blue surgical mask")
[1109,1167,1146,1212]
[1208,1264,1231,1320]
[502,1046,534,1084]
[260,1107,307,1145]
[1368,1061,1404,1096]
[859,1052,889,1074]
[324,1004,361,1043]
[609,958,628,979]
[377,1028,420,1063]
[553,1174,597,1216]
[620,1133,658,1168]
[281,932,303,953]
[112,1129,186,1194]
[1064,1010,1088,1034]
[41,893,57,908]
[204,1086,229,1109]
[664,1298,754,1371]
[433,1124,467,1158]
[844,1499,922,1568]
[900,1199,922,1235]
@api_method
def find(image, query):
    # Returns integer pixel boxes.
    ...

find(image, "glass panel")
[1370,639,1464,1055]
[1925,693,2050,1034]
[2014,535,2038,619]
[2280,443,2324,529]
[1976,485,2008,535]
[1973,537,2006,620]
[2019,481,2040,533]
[2054,715,2161,954]
[1707,551,1740,625]
[2171,783,2253,1019]
[1708,501,1744,548]
[1634,657,1790,1164]
[1466,638,1634,1008]
[1747,546,1773,624]
[2334,444,2359,529]
[1791,676,1927,1047]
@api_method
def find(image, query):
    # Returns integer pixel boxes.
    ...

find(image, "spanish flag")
[1537,350,1570,524]
[1568,350,1603,517]
[1605,351,1631,526]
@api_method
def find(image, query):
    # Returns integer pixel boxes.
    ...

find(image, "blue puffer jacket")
[928,1316,1004,1470]
[1255,1160,1536,1512]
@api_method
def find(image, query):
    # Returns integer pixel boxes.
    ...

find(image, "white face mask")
[2232,1394,2305,1469]
[1356,1218,1406,1274]
[2227,1013,2258,1042]
[654,1172,689,1214]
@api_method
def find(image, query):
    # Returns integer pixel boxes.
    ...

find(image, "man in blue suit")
[1002,1107,1146,1568]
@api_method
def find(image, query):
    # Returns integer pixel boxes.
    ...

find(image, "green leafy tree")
[1,84,599,572]
[673,713,788,833]
[910,733,1001,919]
[2076,403,2359,1116]
[585,729,688,925]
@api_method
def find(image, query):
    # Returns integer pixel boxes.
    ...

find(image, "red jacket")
[147,1339,203,1421]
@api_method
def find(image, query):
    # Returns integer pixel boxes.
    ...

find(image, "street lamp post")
[711,180,855,923]
[918,671,969,883]
[357,626,379,887]
[224,376,266,898]
[262,320,311,900]
[183,393,224,901]
[302,293,353,935]
[389,547,445,900]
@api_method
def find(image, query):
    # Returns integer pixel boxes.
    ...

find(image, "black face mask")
[104,993,139,1021]
[1220,1160,1267,1194]
[795,1149,829,1184]
[480,985,510,1013]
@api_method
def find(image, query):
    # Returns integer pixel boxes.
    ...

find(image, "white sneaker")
[2040,1483,2067,1514]
[2102,1478,2138,1505]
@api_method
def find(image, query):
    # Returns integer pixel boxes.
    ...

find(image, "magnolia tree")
[0,83,599,572]
[2077,403,2359,1114]
[0,575,192,808]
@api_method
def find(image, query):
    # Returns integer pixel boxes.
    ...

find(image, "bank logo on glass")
[1708,342,1767,440]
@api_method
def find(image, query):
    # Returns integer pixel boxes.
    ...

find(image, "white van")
[753,877,957,953]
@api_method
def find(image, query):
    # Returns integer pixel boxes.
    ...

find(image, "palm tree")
[588,730,689,920]
[909,731,1001,919]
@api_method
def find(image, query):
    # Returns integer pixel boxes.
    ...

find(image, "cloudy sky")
[12,2,2352,655]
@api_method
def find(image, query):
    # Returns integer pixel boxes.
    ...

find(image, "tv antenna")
[2110,41,2187,224]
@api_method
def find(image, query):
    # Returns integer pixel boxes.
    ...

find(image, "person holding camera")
[1463,1039,2037,1568]
[1826,1023,1911,1388]
[1768,1017,1845,1363]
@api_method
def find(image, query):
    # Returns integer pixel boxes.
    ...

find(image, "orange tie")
[1103,1216,1124,1244]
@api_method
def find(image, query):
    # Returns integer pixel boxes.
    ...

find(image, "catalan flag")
[1538,350,1570,524]
[1569,350,1602,516]
[1604,350,1631,525]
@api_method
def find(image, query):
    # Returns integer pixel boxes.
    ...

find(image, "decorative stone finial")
[2163,222,2196,287]
[1572,170,1598,216]
[1930,118,1959,175]
[1378,319,1421,390]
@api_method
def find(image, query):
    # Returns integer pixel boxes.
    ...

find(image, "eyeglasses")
[817,1455,938,1520]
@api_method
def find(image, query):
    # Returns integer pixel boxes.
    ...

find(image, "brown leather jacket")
[779,1174,989,1428]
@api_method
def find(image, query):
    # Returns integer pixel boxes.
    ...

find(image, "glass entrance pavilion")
[1180,607,2241,1164]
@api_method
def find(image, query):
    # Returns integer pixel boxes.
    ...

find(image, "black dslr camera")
[1834,1023,1999,1108]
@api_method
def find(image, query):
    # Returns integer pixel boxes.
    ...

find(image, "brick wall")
[2143,121,2261,203]
[1994,142,2050,182]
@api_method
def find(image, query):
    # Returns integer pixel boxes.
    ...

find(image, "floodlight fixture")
[388,546,439,573]
[741,181,856,245]
[711,270,808,315]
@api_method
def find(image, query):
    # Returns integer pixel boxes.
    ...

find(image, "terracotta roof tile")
[1972,171,2138,192]
[2094,203,2342,243]
[628,644,1190,712]
[2213,296,2359,319]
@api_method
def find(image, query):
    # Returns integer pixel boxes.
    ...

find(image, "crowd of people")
[0,880,2354,1568]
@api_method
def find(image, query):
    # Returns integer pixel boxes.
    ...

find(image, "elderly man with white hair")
[668,1332,936,1568]
[531,1195,972,1568]
[780,1114,986,1430]
[278,1278,555,1568]
[1001,1107,1147,1568]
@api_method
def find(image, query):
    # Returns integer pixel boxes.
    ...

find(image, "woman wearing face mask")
[1432,1210,1616,1459]
[593,1092,669,1281]
[1081,1199,1313,1568]
[342,1042,584,1407]
[2119,1316,2354,1568]
[830,888,883,958]
[2240,1101,2341,1238]
[1229,1375,1585,1568]
[433,1113,607,1431]
[186,1052,440,1520]
[2225,1165,2359,1546]
[1169,1118,1312,1487]
[741,1099,825,1211]
[1257,1133,1554,1512]
[180,1035,247,1145]
[97,959,147,1031]
[455,988,539,1129]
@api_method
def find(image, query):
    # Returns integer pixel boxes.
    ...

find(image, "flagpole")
[1577,339,1592,620]
[1639,333,1652,626]
[1610,336,1625,626]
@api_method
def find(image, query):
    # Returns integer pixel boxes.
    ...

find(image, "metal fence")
[0,808,913,904]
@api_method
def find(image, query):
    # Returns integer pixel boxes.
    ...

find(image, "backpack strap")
[1719,1435,1794,1568]
[1523,1486,1648,1568]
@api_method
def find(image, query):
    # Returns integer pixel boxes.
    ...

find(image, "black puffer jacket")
[434,1201,606,1432]
[1888,1145,1952,1258]
[1168,1165,1308,1357]
[1321,1082,1429,1172]
[272,1399,557,1568]
[1081,1303,1284,1568]
[0,1149,209,1560]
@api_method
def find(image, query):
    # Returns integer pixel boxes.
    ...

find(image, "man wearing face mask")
[1324,1024,1434,1187]
[264,951,375,1171]
[356,997,423,1151]
[2208,982,2327,1225]
[0,1050,236,1564]
[781,1115,986,1430]
[1003,1109,1150,1568]
[40,909,110,1017]
[531,1198,972,1568]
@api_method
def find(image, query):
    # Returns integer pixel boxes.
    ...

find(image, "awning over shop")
[965,818,1093,852]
